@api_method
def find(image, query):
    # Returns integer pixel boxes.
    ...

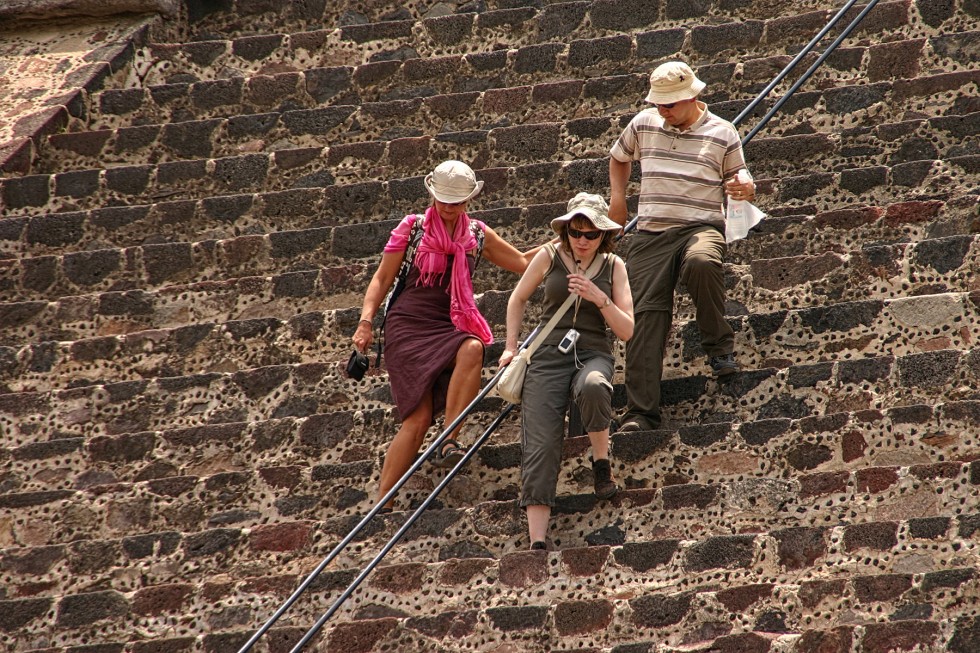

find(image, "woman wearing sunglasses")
[500,192,634,550]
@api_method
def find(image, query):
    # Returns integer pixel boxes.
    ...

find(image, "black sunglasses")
[654,101,679,109]
[567,227,604,240]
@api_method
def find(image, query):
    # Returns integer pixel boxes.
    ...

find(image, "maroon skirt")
[384,258,484,421]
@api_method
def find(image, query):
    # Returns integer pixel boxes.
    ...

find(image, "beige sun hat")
[423,160,484,204]
[644,61,706,104]
[550,193,621,233]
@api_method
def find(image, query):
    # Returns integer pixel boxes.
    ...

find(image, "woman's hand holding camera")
[352,320,374,353]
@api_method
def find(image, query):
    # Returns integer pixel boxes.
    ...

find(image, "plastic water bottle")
[725,170,762,243]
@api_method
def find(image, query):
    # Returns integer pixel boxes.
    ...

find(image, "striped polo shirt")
[610,104,747,232]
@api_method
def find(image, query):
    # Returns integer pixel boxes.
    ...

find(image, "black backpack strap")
[377,215,423,363]
[470,219,485,269]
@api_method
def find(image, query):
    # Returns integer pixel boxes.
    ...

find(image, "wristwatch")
[600,296,611,309]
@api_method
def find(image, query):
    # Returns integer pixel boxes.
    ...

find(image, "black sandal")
[431,439,466,469]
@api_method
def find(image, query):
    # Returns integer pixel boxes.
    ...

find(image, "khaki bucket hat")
[550,193,620,233]
[423,160,484,204]
[644,61,706,104]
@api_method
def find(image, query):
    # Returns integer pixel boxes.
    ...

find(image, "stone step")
[0,14,149,178]
[2,315,979,445]
[186,0,930,41]
[728,195,978,261]
[6,585,979,653]
[138,0,944,88]
[6,94,979,215]
[0,228,381,304]
[764,153,977,213]
[1,190,976,309]
[79,0,950,133]
[1,162,973,264]
[0,462,977,592]
[78,32,974,159]
[37,77,980,181]
[0,190,975,338]
[4,510,978,651]
[3,224,980,393]
[2,398,977,515]
[298,572,980,652]
[313,613,980,653]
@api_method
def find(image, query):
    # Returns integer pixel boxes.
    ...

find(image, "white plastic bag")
[725,170,765,243]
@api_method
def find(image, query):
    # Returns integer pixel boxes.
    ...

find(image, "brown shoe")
[709,352,739,377]
[592,458,619,500]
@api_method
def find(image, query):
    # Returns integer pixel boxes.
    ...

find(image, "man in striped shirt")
[609,61,756,433]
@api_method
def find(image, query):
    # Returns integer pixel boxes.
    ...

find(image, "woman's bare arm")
[352,251,405,352]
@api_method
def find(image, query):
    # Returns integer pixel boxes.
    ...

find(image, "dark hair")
[558,215,616,255]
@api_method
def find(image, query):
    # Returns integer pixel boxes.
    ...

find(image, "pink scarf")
[414,206,493,345]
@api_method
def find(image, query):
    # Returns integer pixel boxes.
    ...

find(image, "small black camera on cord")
[346,350,369,381]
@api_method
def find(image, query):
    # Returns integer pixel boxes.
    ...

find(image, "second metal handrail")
[289,400,519,652]
[237,325,539,653]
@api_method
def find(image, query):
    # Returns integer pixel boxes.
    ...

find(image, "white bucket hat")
[550,192,621,233]
[644,61,706,105]
[423,160,484,204]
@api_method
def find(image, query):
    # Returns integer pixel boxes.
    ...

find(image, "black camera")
[346,350,370,381]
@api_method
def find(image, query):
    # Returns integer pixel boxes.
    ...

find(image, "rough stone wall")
[0,0,979,652]
[0,1,177,176]
[0,0,179,20]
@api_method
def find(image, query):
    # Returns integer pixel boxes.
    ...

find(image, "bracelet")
[599,296,611,309]
[358,319,372,326]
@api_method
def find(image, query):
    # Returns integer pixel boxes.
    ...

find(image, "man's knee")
[683,251,721,276]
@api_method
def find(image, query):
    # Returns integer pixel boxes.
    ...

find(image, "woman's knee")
[579,371,612,402]
[455,338,485,369]
[400,406,433,442]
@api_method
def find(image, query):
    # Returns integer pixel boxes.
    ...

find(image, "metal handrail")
[237,325,539,653]
[623,0,881,235]
[731,0,864,126]
[241,0,887,648]
[741,0,882,144]
[290,400,519,652]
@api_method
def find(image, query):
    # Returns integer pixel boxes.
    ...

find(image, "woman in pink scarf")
[353,161,541,512]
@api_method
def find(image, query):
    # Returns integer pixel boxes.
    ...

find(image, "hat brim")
[424,174,484,204]
[644,78,706,104]
[550,208,621,233]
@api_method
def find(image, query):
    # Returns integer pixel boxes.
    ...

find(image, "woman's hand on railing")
[498,348,516,367]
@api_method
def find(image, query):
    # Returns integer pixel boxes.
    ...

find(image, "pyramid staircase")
[1,0,979,651]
